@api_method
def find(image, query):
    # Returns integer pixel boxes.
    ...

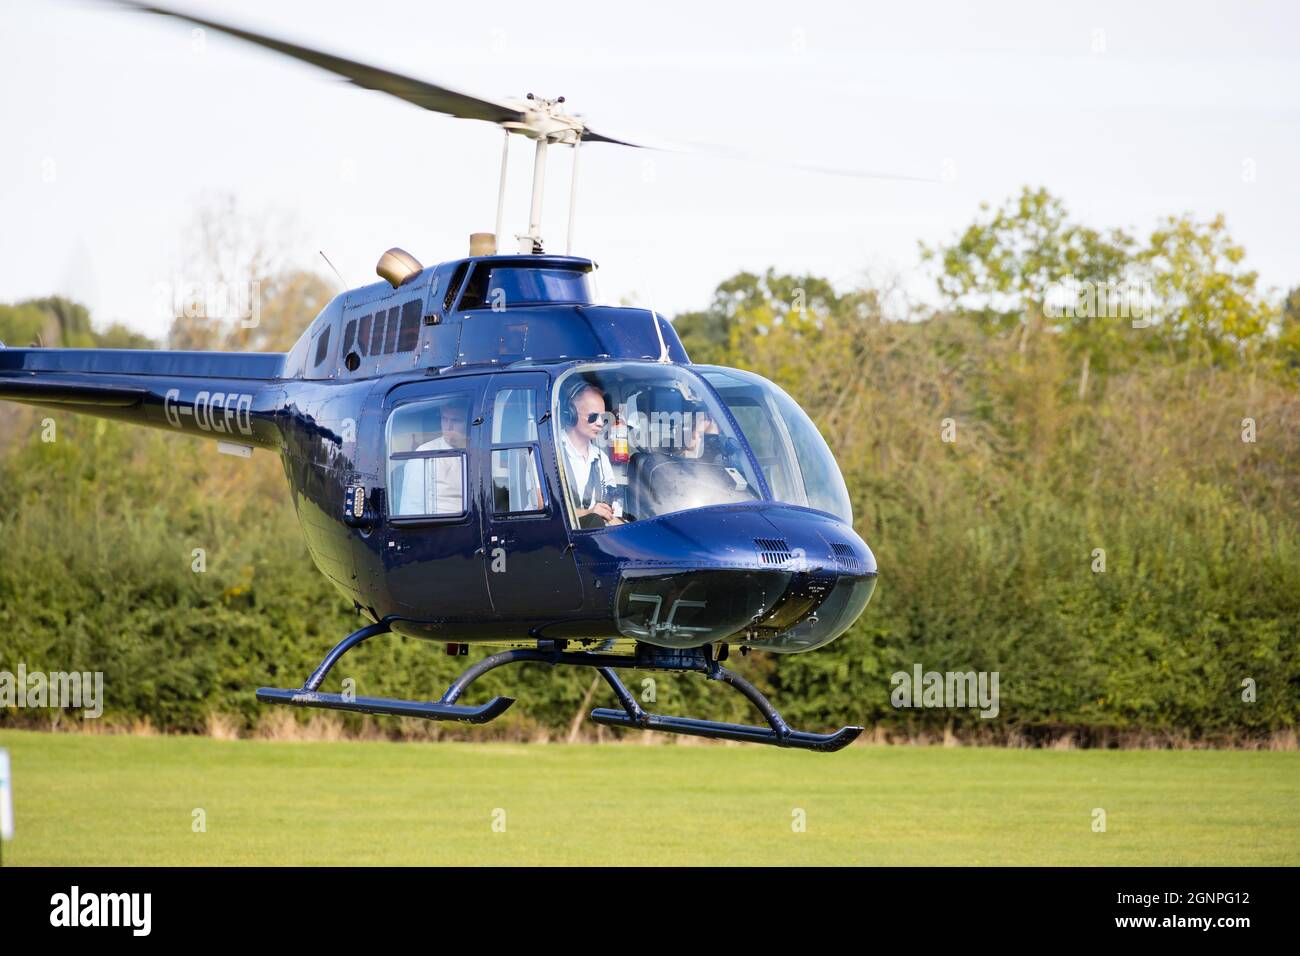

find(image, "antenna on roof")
[319,251,348,291]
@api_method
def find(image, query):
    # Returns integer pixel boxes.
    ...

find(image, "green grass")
[1,729,1296,865]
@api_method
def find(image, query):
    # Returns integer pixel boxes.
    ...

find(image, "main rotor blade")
[579,127,647,148]
[685,143,941,182]
[103,0,933,181]
[582,127,937,182]
[108,0,525,126]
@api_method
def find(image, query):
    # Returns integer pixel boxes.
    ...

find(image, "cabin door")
[379,378,490,617]
[479,372,584,614]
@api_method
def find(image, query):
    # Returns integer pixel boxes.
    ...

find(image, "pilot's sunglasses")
[584,412,606,424]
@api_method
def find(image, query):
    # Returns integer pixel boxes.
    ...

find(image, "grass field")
[1,729,1296,865]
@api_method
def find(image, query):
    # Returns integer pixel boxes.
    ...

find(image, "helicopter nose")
[743,506,877,652]
[594,505,877,652]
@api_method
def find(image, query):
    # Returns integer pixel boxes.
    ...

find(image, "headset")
[561,378,604,429]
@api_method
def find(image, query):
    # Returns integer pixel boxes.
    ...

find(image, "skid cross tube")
[257,632,862,752]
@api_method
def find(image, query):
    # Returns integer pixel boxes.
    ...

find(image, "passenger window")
[489,387,545,515]
[386,397,471,518]
[341,319,356,357]
[397,299,421,352]
[369,311,387,356]
[383,305,400,354]
[312,327,331,368]
[357,314,372,357]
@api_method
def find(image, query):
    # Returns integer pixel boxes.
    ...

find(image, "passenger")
[681,404,721,459]
[398,401,467,516]
[560,380,625,527]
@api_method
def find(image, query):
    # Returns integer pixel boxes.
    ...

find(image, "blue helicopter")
[0,2,880,752]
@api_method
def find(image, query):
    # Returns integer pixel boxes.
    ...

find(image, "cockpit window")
[699,368,852,524]
[552,363,762,529]
[459,266,593,310]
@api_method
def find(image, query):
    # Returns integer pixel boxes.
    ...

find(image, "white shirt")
[397,436,464,516]
[560,430,615,510]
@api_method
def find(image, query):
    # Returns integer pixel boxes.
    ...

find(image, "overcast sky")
[3,0,1298,339]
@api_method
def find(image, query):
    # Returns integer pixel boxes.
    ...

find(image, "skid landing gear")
[257,623,863,753]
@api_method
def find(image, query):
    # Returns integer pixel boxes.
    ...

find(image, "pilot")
[398,401,467,516]
[681,403,721,459]
[560,380,625,528]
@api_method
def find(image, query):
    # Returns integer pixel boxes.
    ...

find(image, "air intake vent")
[754,537,792,565]
[376,247,424,288]
[829,541,865,573]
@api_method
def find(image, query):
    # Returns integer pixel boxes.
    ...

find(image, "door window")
[489,387,545,515]
[386,396,471,518]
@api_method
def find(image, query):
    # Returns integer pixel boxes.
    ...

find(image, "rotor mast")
[525,137,549,254]
[501,93,583,255]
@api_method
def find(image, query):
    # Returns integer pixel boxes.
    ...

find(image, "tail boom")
[0,347,287,448]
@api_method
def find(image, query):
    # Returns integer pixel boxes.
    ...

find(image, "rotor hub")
[502,94,585,144]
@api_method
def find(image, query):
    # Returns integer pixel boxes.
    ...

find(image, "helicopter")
[0,1,882,752]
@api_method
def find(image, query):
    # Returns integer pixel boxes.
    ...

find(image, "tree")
[920,188,1137,397]
[0,302,50,347]
[225,269,335,353]
[165,193,331,352]
[922,188,1133,333]
[1275,286,1300,374]
[672,268,866,366]
[1136,213,1277,365]
[0,297,147,349]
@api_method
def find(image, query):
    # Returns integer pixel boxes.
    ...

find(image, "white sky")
[2,0,1298,340]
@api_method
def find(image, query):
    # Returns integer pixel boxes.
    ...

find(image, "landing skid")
[257,623,863,752]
